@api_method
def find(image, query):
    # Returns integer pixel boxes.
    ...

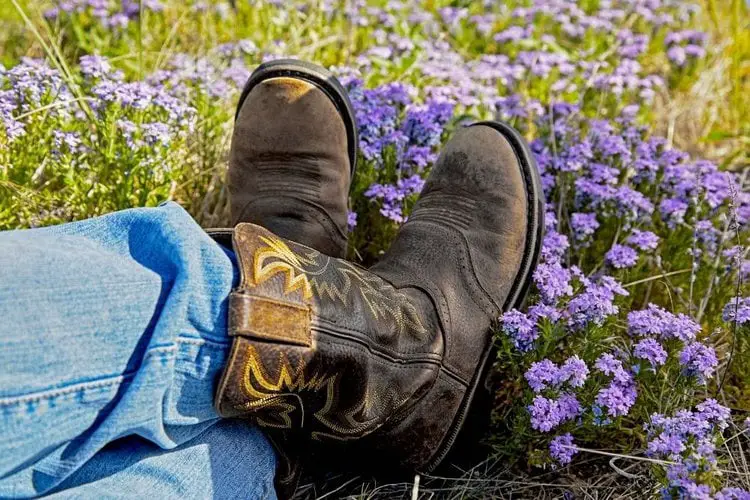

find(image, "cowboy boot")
[215,121,544,486]
[213,59,357,495]
[226,59,357,258]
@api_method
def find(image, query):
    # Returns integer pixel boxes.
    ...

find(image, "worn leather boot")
[216,59,358,495]
[215,121,544,489]
[227,59,358,258]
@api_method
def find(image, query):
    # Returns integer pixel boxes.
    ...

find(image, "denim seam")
[0,374,134,407]
[0,346,177,406]
[175,337,229,349]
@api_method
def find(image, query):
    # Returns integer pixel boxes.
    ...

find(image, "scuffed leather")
[215,223,446,447]
[228,77,351,258]
[214,124,534,487]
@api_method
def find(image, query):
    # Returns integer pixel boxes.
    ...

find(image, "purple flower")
[533,261,573,305]
[595,353,632,385]
[560,356,589,388]
[626,230,659,251]
[347,211,357,231]
[557,393,582,421]
[627,304,700,342]
[695,399,731,429]
[659,198,689,227]
[606,244,638,269]
[364,174,424,224]
[646,399,731,488]
[722,297,750,325]
[685,44,706,59]
[528,303,562,323]
[501,309,538,353]
[528,395,562,432]
[667,45,687,66]
[549,433,578,465]
[570,212,599,244]
[566,278,627,331]
[679,342,718,382]
[52,130,83,154]
[528,393,580,432]
[541,231,570,262]
[525,359,560,392]
[648,432,686,459]
[494,26,531,43]
[716,488,750,500]
[596,380,637,417]
[633,338,668,368]
[79,55,120,80]
[141,122,171,147]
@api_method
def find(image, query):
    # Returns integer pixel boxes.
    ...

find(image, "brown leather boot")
[217,59,357,495]
[227,59,358,258]
[215,121,544,487]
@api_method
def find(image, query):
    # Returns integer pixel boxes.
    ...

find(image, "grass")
[654,0,749,171]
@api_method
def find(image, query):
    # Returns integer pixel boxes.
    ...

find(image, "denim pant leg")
[0,202,276,498]
[47,420,276,500]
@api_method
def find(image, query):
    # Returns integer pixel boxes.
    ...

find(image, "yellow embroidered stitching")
[240,344,333,428]
[253,235,315,299]
[251,233,428,336]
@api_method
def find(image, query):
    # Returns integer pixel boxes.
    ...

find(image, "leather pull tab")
[229,293,312,347]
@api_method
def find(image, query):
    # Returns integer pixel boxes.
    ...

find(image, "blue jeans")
[0,203,277,499]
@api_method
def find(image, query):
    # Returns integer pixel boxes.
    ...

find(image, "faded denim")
[0,202,276,499]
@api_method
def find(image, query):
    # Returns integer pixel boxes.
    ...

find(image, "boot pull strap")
[229,293,311,347]
[230,222,314,347]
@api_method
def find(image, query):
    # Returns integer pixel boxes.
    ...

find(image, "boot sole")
[423,120,545,473]
[235,59,359,177]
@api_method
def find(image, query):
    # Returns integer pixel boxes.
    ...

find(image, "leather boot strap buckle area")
[229,292,312,347]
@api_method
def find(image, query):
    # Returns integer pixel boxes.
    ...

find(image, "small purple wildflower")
[626,229,659,251]
[596,380,637,417]
[679,342,718,382]
[525,359,560,392]
[633,338,668,368]
[560,355,589,388]
[533,261,573,305]
[570,212,599,244]
[549,433,578,465]
[627,304,700,342]
[566,279,626,331]
[722,297,750,325]
[501,309,538,353]
[606,244,638,269]
[528,393,580,432]
[347,211,358,231]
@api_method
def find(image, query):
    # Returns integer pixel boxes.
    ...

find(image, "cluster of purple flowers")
[525,356,589,392]
[0,58,74,141]
[646,400,737,497]
[343,76,454,224]
[723,297,750,325]
[549,432,578,465]
[594,353,638,417]
[528,392,581,432]
[363,175,425,224]
[628,304,701,342]
[44,0,164,29]
[627,304,718,382]
[665,30,708,66]
[606,244,638,269]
